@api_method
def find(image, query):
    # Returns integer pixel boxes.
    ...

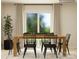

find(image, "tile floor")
[1,48,77,59]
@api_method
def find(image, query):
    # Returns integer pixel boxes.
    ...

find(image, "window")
[27,13,51,33]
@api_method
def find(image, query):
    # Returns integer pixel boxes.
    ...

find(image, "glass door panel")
[27,13,37,33]
[39,13,50,33]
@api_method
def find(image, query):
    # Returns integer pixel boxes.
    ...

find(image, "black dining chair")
[23,33,37,58]
[58,34,71,55]
[43,34,58,58]
[41,33,54,52]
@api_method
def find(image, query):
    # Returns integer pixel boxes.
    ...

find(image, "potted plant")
[3,16,13,50]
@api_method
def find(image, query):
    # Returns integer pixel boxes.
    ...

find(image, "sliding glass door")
[27,13,50,33]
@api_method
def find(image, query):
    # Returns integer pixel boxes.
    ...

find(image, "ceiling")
[1,0,76,4]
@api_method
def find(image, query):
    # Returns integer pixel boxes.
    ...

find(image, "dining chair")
[43,34,58,58]
[41,33,54,52]
[58,34,71,55]
[23,33,37,58]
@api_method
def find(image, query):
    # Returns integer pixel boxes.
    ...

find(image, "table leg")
[63,37,66,56]
[13,37,17,56]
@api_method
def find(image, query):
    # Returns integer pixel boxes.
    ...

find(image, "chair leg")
[58,44,61,54]
[34,47,37,58]
[50,47,52,52]
[66,46,70,55]
[17,47,20,55]
[23,47,27,58]
[41,43,43,52]
[8,50,12,55]
[44,47,47,58]
[53,47,58,58]
[57,45,59,52]
[19,48,21,54]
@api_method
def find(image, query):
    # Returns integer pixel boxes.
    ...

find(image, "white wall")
[54,4,61,34]
[59,0,74,2]
[75,0,77,2]
[60,3,77,49]
[16,5,23,35]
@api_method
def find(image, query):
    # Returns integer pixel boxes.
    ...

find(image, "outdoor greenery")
[27,13,50,33]
[27,13,37,33]
[39,15,50,33]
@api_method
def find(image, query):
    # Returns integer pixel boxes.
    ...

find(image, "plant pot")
[4,39,13,50]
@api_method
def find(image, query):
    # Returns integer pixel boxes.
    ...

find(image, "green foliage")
[39,15,50,33]
[27,14,37,33]
[27,13,50,33]
[3,16,13,36]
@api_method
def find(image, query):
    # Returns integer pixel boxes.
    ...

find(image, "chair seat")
[43,43,58,58]
[44,44,56,48]
[59,42,63,45]
[58,42,68,46]
[24,44,36,47]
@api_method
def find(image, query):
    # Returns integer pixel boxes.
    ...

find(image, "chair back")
[66,34,71,44]
[51,34,57,44]
[43,33,54,44]
[23,32,36,45]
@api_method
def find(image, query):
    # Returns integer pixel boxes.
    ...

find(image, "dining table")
[13,33,66,56]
